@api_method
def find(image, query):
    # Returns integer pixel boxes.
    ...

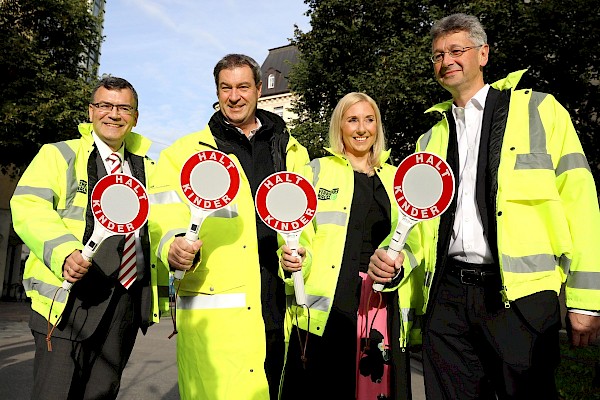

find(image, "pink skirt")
[356,271,391,399]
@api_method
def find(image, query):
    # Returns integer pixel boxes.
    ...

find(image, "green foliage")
[556,337,600,400]
[0,0,103,175]
[290,120,329,160]
[290,0,600,186]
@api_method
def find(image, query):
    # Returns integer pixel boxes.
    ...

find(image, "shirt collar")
[226,117,261,139]
[452,84,490,115]
[92,131,124,162]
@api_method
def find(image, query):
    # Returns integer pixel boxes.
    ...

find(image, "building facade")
[258,44,299,125]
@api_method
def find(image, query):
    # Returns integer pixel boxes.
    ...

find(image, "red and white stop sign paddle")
[373,152,455,291]
[255,171,317,306]
[62,173,149,290]
[176,150,241,280]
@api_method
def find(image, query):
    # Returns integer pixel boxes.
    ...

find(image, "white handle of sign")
[62,225,106,291]
[284,231,306,306]
[174,207,206,280]
[373,215,417,292]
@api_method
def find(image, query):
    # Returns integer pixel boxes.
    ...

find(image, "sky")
[98,0,311,159]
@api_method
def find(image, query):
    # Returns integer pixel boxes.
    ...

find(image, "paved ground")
[0,300,426,399]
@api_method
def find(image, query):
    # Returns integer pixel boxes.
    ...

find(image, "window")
[274,106,284,118]
[268,74,275,89]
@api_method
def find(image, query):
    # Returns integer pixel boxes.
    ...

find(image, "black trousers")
[31,288,140,400]
[422,267,561,400]
[265,328,285,400]
[281,311,357,400]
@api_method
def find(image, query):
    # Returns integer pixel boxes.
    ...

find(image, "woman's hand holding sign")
[280,244,307,273]
[368,249,404,284]
[256,171,317,307]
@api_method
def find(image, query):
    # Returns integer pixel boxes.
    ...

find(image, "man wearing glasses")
[369,13,600,399]
[11,76,168,399]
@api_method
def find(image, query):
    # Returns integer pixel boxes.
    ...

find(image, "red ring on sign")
[393,152,455,220]
[255,172,317,232]
[90,173,149,233]
[180,150,241,210]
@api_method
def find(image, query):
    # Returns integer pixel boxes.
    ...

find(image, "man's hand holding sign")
[62,173,149,290]
[255,171,317,306]
[370,152,455,291]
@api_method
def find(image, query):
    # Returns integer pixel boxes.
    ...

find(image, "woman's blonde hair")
[328,92,387,168]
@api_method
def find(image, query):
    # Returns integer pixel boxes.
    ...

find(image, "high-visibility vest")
[11,123,169,325]
[417,70,600,310]
[287,149,423,348]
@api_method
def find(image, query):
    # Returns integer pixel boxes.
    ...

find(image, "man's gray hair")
[430,13,487,47]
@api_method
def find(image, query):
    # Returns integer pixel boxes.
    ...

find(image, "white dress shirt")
[92,132,145,268]
[447,84,494,265]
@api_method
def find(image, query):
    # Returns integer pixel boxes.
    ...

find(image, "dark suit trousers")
[31,286,140,400]
[422,270,561,400]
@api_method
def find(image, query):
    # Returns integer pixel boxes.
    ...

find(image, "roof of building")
[260,44,299,97]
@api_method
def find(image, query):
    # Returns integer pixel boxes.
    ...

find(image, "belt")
[446,261,499,286]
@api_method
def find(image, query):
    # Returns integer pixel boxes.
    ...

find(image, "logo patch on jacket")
[77,180,88,194]
[318,188,339,200]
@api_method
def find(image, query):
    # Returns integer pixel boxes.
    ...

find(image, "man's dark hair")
[91,76,139,108]
[213,54,262,88]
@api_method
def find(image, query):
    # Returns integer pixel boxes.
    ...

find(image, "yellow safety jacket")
[287,149,424,349]
[11,123,169,326]
[417,70,600,310]
[148,123,310,400]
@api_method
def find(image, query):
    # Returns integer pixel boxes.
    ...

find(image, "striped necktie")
[106,153,138,289]
[107,152,122,174]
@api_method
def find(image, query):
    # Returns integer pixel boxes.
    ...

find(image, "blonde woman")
[280,93,422,399]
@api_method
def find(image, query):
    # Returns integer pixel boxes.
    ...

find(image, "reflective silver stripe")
[514,92,554,170]
[44,234,79,268]
[405,244,418,269]
[419,128,433,150]
[52,142,78,211]
[177,293,246,309]
[307,294,330,311]
[528,92,548,153]
[559,254,571,275]
[14,186,84,221]
[149,190,182,205]
[514,153,553,170]
[568,271,600,290]
[425,271,433,287]
[308,158,321,188]
[210,205,239,218]
[556,153,590,176]
[12,186,55,203]
[501,253,557,273]
[58,206,85,221]
[315,211,347,226]
[158,228,186,258]
[287,293,331,311]
[22,277,67,303]
[400,307,418,324]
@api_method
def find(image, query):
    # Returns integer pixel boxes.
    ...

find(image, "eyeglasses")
[430,45,483,64]
[91,102,136,115]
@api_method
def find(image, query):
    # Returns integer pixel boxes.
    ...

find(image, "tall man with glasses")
[11,76,169,399]
[369,13,600,399]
